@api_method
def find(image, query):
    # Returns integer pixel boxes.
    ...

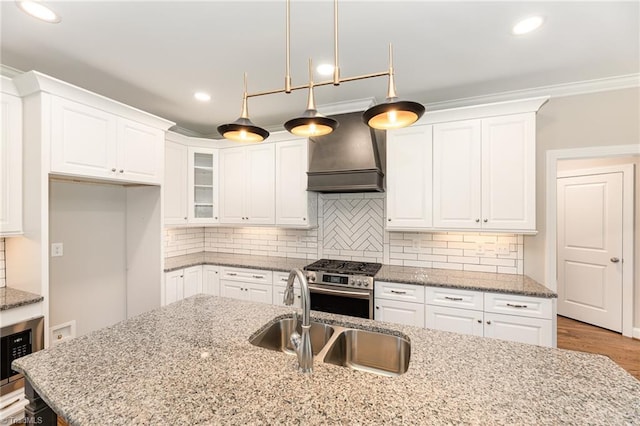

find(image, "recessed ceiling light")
[194,92,211,102]
[512,16,544,35]
[316,63,335,77]
[16,0,61,23]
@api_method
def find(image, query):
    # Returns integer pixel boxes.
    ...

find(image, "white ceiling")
[1,1,638,138]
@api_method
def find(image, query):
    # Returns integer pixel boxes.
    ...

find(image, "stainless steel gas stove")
[303,259,382,319]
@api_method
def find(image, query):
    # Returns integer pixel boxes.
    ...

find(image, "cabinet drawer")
[220,267,273,285]
[375,281,425,303]
[273,271,292,285]
[484,293,553,319]
[425,287,483,311]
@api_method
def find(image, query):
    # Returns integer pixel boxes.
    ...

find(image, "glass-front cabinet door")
[187,147,219,223]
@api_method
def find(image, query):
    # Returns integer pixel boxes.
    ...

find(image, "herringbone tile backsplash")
[164,193,524,274]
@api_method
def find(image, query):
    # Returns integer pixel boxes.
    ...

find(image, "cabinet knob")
[483,219,488,223]
[184,217,188,220]
[486,320,492,325]
[111,168,117,172]
[214,217,218,220]
[477,319,482,323]
[610,257,620,263]
[303,217,306,221]
[375,306,380,309]
[119,169,124,173]
[475,219,480,223]
[388,218,391,222]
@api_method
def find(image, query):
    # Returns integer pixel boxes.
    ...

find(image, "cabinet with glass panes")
[188,148,219,223]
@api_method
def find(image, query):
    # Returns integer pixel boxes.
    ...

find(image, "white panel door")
[481,113,535,230]
[50,96,117,178]
[219,147,246,224]
[202,265,220,296]
[164,270,184,305]
[245,144,275,225]
[425,305,484,337]
[182,266,203,299]
[557,172,623,332]
[386,125,433,229]
[117,118,163,184]
[484,312,552,347]
[275,139,309,226]
[164,141,188,225]
[433,119,481,228]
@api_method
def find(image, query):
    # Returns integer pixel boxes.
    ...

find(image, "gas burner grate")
[305,259,382,276]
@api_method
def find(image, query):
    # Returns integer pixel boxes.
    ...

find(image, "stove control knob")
[356,280,362,286]
[363,282,369,287]
[307,275,316,282]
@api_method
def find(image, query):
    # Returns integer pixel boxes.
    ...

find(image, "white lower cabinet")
[164,265,203,305]
[426,305,484,337]
[219,266,273,304]
[374,282,426,327]
[483,312,552,346]
[202,265,220,296]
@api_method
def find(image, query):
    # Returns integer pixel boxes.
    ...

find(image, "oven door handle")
[308,285,371,299]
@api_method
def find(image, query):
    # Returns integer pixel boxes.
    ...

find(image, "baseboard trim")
[633,328,640,340]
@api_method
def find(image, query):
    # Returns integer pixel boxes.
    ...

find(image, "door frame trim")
[546,144,638,337]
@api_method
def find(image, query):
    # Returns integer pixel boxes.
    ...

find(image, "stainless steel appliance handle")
[308,285,371,299]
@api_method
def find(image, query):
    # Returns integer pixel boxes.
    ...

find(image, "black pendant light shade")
[362,98,425,130]
[217,74,269,142]
[217,117,269,142]
[284,109,339,137]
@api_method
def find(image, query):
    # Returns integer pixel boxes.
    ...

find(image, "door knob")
[610,257,620,263]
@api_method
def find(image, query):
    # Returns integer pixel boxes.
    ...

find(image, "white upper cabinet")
[188,147,219,224]
[163,141,189,225]
[220,144,275,225]
[481,113,535,230]
[433,119,482,229]
[433,113,536,232]
[275,139,316,227]
[14,71,174,185]
[386,125,433,229]
[0,88,23,236]
[50,96,164,184]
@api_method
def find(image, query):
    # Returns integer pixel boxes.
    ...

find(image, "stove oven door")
[308,284,373,319]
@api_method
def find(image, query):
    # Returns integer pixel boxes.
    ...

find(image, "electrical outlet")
[475,243,485,255]
[51,243,64,257]
[497,243,510,255]
[412,238,419,249]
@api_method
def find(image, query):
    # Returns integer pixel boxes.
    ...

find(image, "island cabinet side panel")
[24,380,57,426]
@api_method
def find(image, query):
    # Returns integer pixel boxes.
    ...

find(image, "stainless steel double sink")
[249,316,411,376]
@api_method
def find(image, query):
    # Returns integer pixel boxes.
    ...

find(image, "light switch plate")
[496,243,510,255]
[51,243,63,257]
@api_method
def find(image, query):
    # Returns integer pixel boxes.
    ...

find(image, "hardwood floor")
[557,315,640,380]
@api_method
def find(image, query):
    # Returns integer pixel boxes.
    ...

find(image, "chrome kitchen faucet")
[283,268,313,373]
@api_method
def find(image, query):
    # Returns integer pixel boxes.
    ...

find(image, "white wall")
[49,180,127,337]
[525,87,640,327]
[0,238,5,287]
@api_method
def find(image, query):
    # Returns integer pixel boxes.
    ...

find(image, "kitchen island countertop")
[14,295,639,425]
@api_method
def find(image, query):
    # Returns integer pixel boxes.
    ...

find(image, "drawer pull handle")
[281,278,288,282]
[444,296,463,301]
[390,290,407,295]
[506,303,528,308]
[228,273,237,276]
[253,275,264,279]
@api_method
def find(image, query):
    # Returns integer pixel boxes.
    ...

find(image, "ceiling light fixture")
[194,92,211,102]
[512,16,544,35]
[16,0,61,23]
[217,0,425,141]
[316,63,335,76]
[217,73,269,142]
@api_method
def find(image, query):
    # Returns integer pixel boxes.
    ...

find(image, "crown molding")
[317,97,375,116]
[0,64,23,79]
[425,74,640,113]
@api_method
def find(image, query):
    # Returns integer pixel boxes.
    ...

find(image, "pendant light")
[217,73,269,142]
[284,59,339,137]
[362,45,425,130]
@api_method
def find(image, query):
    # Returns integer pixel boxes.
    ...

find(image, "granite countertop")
[164,252,311,273]
[14,295,639,425]
[165,252,556,298]
[0,287,44,311]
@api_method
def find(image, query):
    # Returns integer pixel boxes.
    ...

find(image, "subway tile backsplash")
[164,194,524,275]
